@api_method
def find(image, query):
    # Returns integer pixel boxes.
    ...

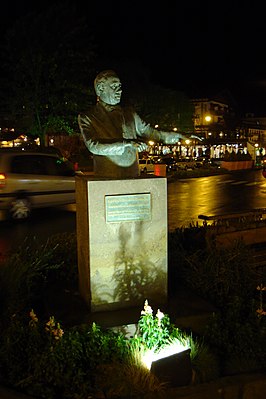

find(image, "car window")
[10,155,75,176]
[11,155,47,175]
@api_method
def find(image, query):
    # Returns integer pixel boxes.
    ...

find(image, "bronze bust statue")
[78,70,187,178]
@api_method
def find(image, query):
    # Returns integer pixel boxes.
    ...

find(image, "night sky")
[1,0,266,114]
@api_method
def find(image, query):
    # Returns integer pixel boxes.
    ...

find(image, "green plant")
[0,238,63,324]
[0,301,219,398]
[204,293,266,375]
[187,335,220,383]
[169,227,266,376]
[136,300,172,351]
[1,229,265,398]
[0,309,131,398]
[132,301,221,385]
[43,232,78,287]
[169,234,258,308]
[0,233,78,327]
[0,305,172,398]
[95,344,166,398]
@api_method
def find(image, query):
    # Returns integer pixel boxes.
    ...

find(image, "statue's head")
[94,70,122,105]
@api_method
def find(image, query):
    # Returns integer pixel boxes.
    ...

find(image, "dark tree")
[107,59,194,133]
[0,2,96,144]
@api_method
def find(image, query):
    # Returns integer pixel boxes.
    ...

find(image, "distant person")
[78,70,190,178]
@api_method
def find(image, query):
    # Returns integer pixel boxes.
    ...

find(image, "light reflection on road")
[1,170,266,259]
[167,170,266,231]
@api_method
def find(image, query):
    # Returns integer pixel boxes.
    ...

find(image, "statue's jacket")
[78,100,163,178]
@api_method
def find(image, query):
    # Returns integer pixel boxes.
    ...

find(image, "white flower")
[141,299,153,316]
[156,309,164,321]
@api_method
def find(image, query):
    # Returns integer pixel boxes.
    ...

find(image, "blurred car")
[138,158,155,173]
[175,158,196,170]
[0,149,77,220]
[157,156,178,172]
[194,157,208,167]
[209,158,222,168]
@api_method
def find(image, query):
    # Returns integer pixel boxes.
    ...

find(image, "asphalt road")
[1,170,265,258]
[167,169,266,230]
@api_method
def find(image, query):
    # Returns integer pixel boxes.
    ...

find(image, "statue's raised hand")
[163,133,181,144]
[130,141,149,153]
[190,134,203,141]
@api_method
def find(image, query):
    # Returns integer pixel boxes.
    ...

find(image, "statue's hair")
[94,70,118,92]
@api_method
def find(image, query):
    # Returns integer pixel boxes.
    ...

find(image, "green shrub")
[0,297,217,398]
[204,294,266,375]
[188,335,220,383]
[169,229,259,307]
[168,227,266,375]
[0,311,129,398]
[1,229,265,398]
[133,301,219,385]
[0,308,187,398]
[0,233,78,327]
[95,340,167,398]
[136,299,172,351]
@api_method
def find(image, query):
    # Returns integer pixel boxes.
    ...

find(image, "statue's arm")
[78,114,132,156]
[159,131,186,144]
[133,113,186,144]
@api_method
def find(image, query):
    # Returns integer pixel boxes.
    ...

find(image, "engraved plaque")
[105,193,151,223]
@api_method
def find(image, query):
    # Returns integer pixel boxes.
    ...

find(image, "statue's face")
[100,76,122,105]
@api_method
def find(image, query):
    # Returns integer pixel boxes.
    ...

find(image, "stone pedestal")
[75,175,168,312]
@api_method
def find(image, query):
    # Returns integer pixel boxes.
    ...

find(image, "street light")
[204,115,212,141]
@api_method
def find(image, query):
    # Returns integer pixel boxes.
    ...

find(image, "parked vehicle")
[138,158,155,173]
[175,158,196,170]
[156,156,177,172]
[0,149,77,220]
[194,157,208,168]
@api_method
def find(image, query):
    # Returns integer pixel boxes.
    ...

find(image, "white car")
[138,158,155,174]
[0,149,77,220]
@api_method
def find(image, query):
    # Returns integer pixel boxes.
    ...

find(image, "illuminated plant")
[134,300,190,373]
[137,299,172,351]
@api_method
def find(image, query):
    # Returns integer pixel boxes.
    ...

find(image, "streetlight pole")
[185,139,190,157]
[255,143,259,166]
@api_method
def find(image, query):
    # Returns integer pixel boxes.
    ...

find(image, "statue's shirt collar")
[98,100,121,112]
